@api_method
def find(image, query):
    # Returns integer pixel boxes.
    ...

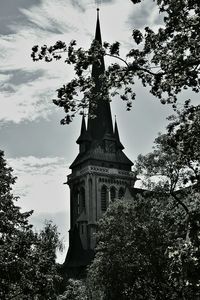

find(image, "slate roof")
[70,146,133,169]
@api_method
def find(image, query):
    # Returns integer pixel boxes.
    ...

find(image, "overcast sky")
[1,0,198,263]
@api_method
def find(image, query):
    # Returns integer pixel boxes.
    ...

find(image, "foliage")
[0,150,62,300]
[132,106,200,299]
[84,102,200,299]
[166,102,200,186]
[87,193,200,300]
[58,279,88,300]
[31,0,200,123]
[135,102,200,210]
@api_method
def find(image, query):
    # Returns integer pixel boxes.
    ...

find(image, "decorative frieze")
[68,165,135,182]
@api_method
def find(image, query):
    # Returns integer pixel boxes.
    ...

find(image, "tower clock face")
[105,141,115,153]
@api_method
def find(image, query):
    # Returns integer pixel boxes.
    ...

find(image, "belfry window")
[101,185,107,212]
[118,187,125,199]
[110,186,116,202]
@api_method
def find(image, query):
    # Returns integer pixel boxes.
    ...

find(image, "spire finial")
[96,0,101,11]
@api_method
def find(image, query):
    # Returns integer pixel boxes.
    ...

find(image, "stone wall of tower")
[67,165,135,250]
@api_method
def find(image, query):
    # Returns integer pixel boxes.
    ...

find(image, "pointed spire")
[80,115,86,135]
[76,115,91,144]
[114,117,124,150]
[92,8,105,78]
[114,116,119,139]
[95,8,102,45]
[87,9,113,141]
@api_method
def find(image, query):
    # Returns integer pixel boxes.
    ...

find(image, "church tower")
[63,10,135,274]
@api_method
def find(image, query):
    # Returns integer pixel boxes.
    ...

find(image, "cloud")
[0,0,155,126]
[0,75,56,124]
[0,0,94,124]
[0,0,41,35]
[0,111,80,159]
[6,155,71,263]
[0,62,76,124]
[19,0,84,36]
[7,156,70,213]
[69,0,85,12]
[1,69,45,86]
[101,0,116,3]
[0,73,12,82]
[128,1,164,29]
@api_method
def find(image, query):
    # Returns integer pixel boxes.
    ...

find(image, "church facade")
[63,11,136,274]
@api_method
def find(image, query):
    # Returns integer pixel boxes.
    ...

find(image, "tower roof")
[70,10,133,170]
[87,9,113,141]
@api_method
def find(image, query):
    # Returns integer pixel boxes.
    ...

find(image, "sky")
[1,0,197,263]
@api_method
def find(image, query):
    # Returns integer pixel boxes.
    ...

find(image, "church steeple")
[64,10,135,275]
[87,9,113,141]
[114,117,124,150]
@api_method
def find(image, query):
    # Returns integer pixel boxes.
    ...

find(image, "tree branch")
[170,192,189,215]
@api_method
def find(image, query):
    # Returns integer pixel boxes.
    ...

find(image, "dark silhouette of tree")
[87,194,199,299]
[0,150,62,300]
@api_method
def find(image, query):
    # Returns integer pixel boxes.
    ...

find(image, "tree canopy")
[0,150,63,300]
[31,0,200,124]
[87,192,199,300]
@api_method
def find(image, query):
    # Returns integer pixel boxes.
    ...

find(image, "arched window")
[110,186,116,202]
[101,185,107,212]
[118,187,125,199]
[80,187,85,210]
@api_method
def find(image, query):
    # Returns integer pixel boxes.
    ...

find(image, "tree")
[87,194,200,300]
[166,102,200,186]
[19,221,63,300]
[85,103,200,299]
[0,150,62,299]
[134,110,200,298]
[58,279,88,300]
[31,0,200,123]
[135,102,200,218]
